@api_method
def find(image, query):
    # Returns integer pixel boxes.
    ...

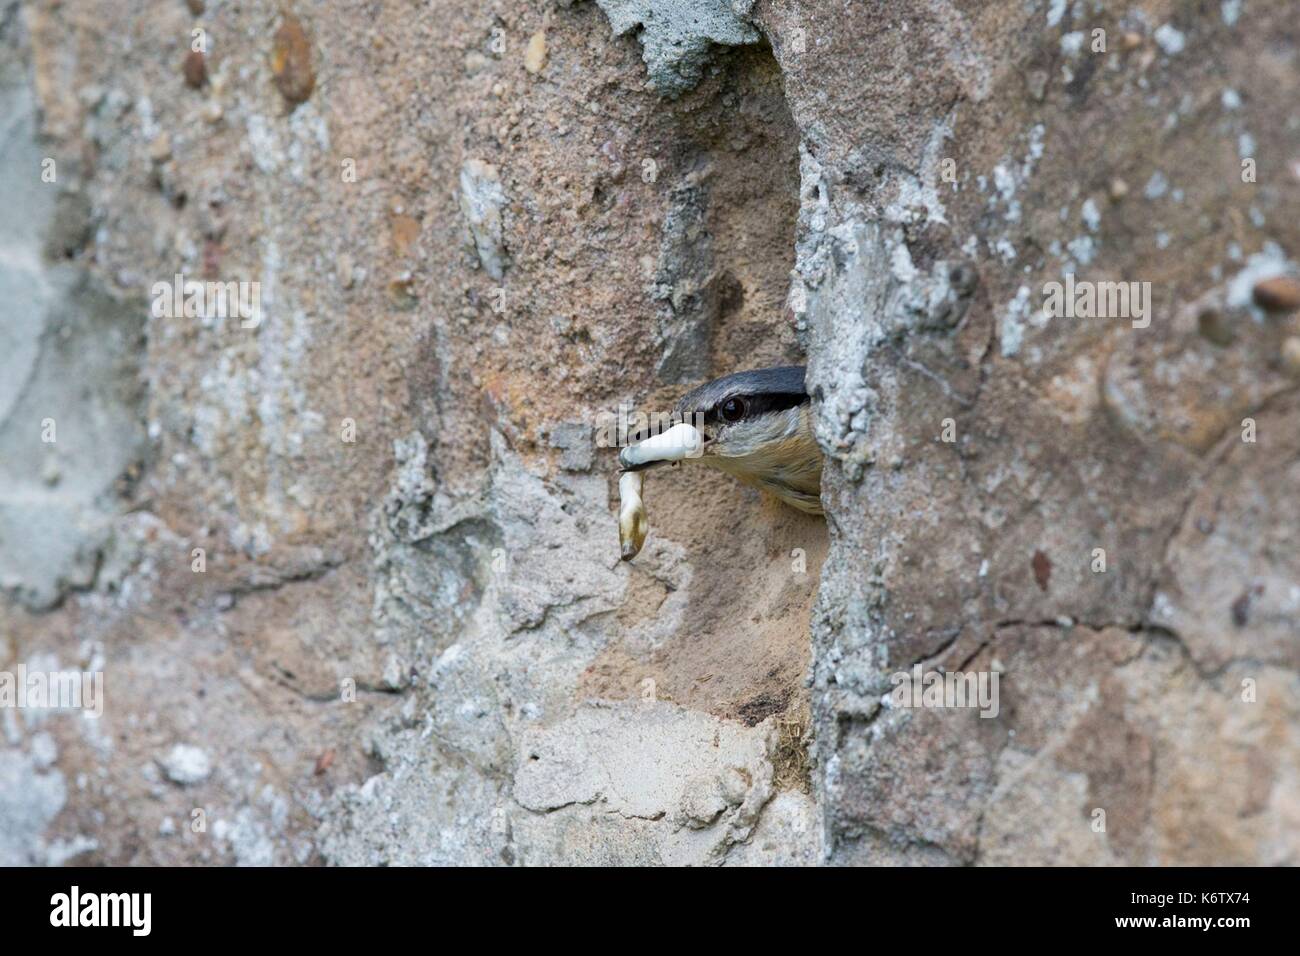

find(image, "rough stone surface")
[0,0,1296,867]
[458,159,509,280]
[785,0,1300,864]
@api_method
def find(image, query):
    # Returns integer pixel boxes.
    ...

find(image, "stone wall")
[0,0,1296,865]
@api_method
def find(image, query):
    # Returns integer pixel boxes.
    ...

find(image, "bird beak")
[617,422,704,472]
[615,421,705,560]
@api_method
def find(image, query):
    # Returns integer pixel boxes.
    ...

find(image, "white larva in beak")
[617,422,704,470]
[618,471,648,560]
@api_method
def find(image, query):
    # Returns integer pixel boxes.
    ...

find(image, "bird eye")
[721,397,745,422]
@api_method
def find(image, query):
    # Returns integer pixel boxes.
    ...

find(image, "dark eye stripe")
[755,391,809,415]
[706,391,807,423]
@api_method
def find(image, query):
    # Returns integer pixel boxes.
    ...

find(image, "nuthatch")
[617,365,823,559]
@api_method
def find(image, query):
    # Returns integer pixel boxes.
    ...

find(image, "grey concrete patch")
[596,0,761,97]
[0,748,66,865]
[0,47,145,611]
[511,700,797,865]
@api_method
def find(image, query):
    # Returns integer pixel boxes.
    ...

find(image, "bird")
[619,365,824,517]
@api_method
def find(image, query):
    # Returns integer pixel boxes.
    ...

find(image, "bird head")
[618,365,824,515]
